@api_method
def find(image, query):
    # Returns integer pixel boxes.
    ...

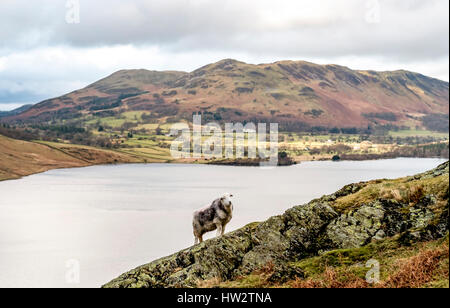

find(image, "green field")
[85,111,147,127]
[388,129,449,138]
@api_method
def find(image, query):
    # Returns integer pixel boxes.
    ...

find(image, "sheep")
[192,193,234,244]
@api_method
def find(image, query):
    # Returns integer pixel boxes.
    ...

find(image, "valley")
[0,59,448,180]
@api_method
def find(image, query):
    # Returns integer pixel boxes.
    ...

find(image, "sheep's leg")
[216,224,223,237]
[199,235,204,243]
[194,236,199,245]
[221,224,226,236]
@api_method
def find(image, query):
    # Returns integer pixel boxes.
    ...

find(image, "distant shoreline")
[1,151,448,183]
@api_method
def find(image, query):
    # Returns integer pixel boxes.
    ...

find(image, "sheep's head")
[221,193,233,207]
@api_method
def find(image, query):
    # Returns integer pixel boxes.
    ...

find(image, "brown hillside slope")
[0,134,143,181]
[5,59,449,128]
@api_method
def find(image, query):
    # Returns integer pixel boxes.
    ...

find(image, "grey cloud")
[1,0,448,61]
[0,89,45,104]
[0,0,448,105]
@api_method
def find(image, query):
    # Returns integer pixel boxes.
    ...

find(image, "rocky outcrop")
[103,162,449,288]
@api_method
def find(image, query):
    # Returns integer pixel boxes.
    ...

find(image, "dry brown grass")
[0,134,88,180]
[334,174,449,213]
[381,189,403,202]
[197,277,222,288]
[379,184,425,204]
[290,241,449,289]
[197,262,279,288]
[0,135,144,181]
[380,243,449,288]
[290,267,369,288]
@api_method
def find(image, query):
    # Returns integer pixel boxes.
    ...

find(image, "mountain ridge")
[4,59,449,130]
[0,104,34,118]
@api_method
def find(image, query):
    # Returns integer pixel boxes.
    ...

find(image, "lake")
[0,158,446,287]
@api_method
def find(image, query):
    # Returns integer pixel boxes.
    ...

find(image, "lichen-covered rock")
[326,191,448,249]
[103,161,449,288]
[237,202,339,280]
[326,203,385,248]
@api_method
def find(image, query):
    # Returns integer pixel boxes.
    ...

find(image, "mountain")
[4,59,449,130]
[103,161,449,288]
[0,104,33,118]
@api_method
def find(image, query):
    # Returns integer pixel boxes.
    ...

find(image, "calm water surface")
[0,158,446,287]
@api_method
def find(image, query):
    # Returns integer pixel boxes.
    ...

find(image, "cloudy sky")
[0,0,448,110]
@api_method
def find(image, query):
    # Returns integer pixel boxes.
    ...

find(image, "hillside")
[4,59,449,130]
[0,134,144,181]
[103,161,449,288]
[0,104,33,118]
